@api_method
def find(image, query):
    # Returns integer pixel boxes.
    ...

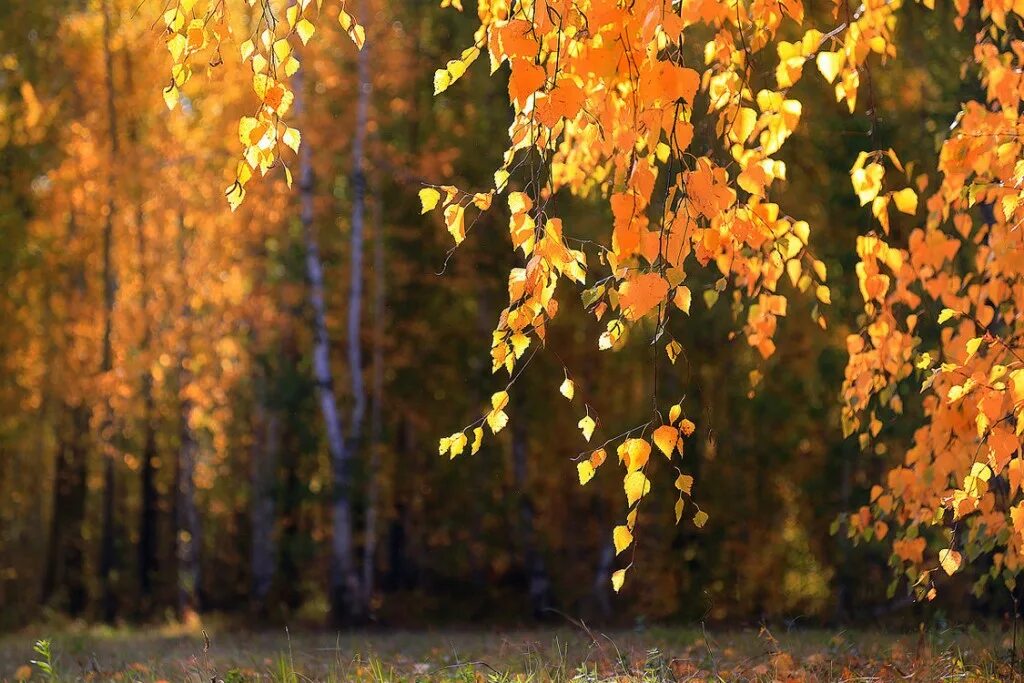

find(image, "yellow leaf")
[578,415,596,442]
[816,285,831,305]
[338,11,366,49]
[510,333,530,358]
[812,259,827,281]
[816,50,842,83]
[162,85,179,111]
[653,425,679,458]
[240,39,256,62]
[282,127,301,154]
[693,509,709,528]
[577,460,595,485]
[444,203,467,245]
[624,471,650,506]
[449,432,467,459]
[938,308,958,324]
[438,436,451,456]
[674,286,692,314]
[434,68,452,95]
[680,418,695,437]
[225,181,246,212]
[487,409,508,433]
[939,548,961,575]
[419,187,441,213]
[471,426,483,455]
[611,568,626,592]
[669,404,682,425]
[559,377,575,400]
[273,38,291,63]
[296,18,315,45]
[674,474,693,494]
[494,169,510,190]
[966,336,983,359]
[613,525,633,554]
[674,498,684,523]
[167,32,187,63]
[619,438,650,472]
[666,340,682,364]
[851,162,884,206]
[892,188,918,214]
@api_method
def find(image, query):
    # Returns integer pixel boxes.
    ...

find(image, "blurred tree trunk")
[592,541,614,619]
[175,211,201,618]
[250,368,281,614]
[346,0,369,481]
[43,211,90,616]
[361,192,384,616]
[42,405,90,615]
[347,0,372,614]
[512,415,551,618]
[294,74,360,624]
[98,0,121,623]
[123,48,160,609]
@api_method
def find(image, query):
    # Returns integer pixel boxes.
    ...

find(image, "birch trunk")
[361,192,384,615]
[347,0,370,457]
[294,72,361,623]
[347,0,372,612]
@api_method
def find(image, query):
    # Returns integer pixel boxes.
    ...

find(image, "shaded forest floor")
[0,623,1016,682]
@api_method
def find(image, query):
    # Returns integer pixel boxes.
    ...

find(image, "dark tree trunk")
[175,212,201,618]
[512,415,551,619]
[250,376,281,614]
[42,405,90,615]
[361,192,384,616]
[97,0,121,623]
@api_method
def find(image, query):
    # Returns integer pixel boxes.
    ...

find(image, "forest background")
[0,0,1001,632]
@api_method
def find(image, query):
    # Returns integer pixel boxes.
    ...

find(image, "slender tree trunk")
[294,73,360,624]
[361,192,384,615]
[347,0,371,613]
[42,405,90,615]
[43,210,90,615]
[347,0,370,457]
[250,370,281,614]
[175,211,201,618]
[139,344,158,602]
[592,541,614,619]
[122,48,159,608]
[98,0,121,623]
[512,415,551,619]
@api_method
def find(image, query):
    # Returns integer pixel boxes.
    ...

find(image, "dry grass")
[0,622,1016,682]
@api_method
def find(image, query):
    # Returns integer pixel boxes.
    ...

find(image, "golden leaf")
[577,460,595,485]
[559,377,575,400]
[611,568,626,592]
[578,415,596,442]
[652,425,679,458]
[613,525,633,554]
[419,187,441,213]
[624,471,650,506]
[939,548,961,576]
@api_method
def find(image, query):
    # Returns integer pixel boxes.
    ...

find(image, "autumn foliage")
[3,0,1024,629]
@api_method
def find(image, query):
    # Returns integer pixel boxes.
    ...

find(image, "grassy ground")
[0,622,1016,682]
